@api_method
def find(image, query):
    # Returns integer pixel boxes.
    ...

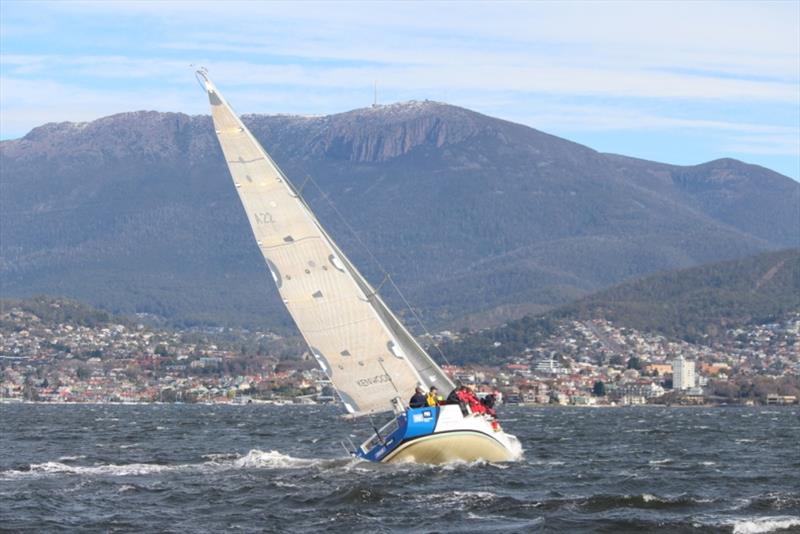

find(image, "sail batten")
[200,73,454,414]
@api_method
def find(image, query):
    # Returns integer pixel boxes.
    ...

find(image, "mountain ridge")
[2,102,798,328]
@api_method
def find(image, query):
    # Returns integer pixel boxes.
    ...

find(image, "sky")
[1,0,798,178]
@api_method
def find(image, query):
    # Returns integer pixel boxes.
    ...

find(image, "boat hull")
[382,429,516,464]
[357,404,521,464]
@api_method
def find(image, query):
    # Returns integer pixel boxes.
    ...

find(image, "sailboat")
[196,70,521,464]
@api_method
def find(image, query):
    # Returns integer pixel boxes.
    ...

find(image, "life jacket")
[457,389,486,414]
[426,393,437,406]
[470,399,486,414]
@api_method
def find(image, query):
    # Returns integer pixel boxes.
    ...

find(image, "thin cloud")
[1,1,797,177]
[3,53,797,104]
[724,135,800,157]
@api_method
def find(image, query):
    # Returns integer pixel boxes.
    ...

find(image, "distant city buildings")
[1,303,798,406]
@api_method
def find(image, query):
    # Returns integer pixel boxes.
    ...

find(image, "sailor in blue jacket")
[409,386,427,408]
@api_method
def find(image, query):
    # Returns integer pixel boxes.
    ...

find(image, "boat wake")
[1,445,526,481]
[1,460,184,478]
[229,449,333,469]
[507,433,525,460]
[0,449,348,480]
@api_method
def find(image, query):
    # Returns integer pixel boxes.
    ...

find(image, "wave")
[57,455,86,461]
[739,493,800,513]
[730,516,800,534]
[642,493,713,505]
[3,461,181,478]
[449,490,498,500]
[507,434,525,461]
[579,493,716,511]
[231,449,326,469]
[0,449,340,480]
[200,452,240,461]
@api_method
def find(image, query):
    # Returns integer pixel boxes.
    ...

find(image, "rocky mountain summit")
[2,102,798,328]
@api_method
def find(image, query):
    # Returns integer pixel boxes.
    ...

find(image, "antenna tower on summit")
[372,80,378,108]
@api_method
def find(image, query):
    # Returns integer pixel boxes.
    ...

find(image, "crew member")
[446,384,463,405]
[426,386,441,406]
[409,386,426,408]
[481,393,497,417]
[458,386,486,415]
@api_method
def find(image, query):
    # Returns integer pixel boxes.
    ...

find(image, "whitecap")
[1,461,178,478]
[439,459,490,471]
[452,490,497,499]
[201,452,239,461]
[649,458,672,465]
[507,435,525,461]
[531,460,565,466]
[465,511,544,528]
[730,516,800,534]
[231,449,323,469]
[434,490,498,507]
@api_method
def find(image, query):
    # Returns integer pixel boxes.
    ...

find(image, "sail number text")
[356,374,391,387]
[254,212,274,224]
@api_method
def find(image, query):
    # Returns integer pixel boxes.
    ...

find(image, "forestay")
[198,72,452,414]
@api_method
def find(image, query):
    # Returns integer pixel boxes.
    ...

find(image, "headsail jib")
[200,72,450,415]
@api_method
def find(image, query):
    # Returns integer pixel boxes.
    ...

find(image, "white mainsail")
[198,72,453,414]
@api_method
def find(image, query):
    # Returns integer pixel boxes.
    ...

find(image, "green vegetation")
[439,315,558,365]
[0,296,123,329]
[707,375,800,404]
[592,381,606,396]
[0,295,307,363]
[444,249,799,364]
[627,356,643,370]
[553,248,800,343]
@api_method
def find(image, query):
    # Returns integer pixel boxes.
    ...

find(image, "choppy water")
[1,404,799,533]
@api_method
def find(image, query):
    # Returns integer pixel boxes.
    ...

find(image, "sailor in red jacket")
[457,386,486,415]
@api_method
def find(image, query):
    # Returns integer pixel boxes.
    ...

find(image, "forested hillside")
[442,249,800,363]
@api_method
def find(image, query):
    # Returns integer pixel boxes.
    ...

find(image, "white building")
[534,358,567,375]
[672,355,696,390]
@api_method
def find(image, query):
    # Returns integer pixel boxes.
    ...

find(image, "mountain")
[1,102,798,328]
[441,248,800,364]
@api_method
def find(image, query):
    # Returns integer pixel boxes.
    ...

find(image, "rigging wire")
[301,173,453,369]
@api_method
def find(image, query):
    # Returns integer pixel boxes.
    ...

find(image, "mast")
[197,71,453,414]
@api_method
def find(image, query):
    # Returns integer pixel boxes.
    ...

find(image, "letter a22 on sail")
[197,69,521,464]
